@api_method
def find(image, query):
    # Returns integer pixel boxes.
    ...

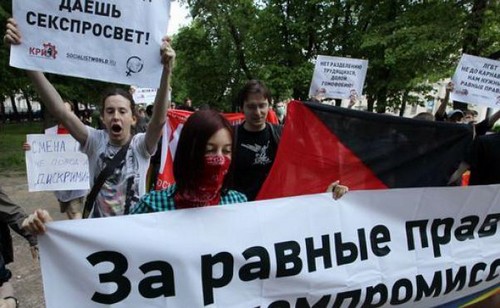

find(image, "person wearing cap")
[447,109,464,123]
[463,109,478,124]
[310,88,326,103]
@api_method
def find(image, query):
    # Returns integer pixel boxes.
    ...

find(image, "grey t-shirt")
[81,127,153,217]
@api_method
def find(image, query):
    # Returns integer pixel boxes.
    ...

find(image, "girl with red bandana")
[132,110,247,212]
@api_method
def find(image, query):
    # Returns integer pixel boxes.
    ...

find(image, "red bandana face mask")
[174,155,231,209]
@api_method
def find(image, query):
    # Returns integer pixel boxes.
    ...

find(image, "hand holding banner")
[39,185,500,307]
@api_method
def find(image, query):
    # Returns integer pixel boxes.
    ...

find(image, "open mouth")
[111,124,122,133]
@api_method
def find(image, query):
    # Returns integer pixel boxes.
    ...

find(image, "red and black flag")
[257,101,473,200]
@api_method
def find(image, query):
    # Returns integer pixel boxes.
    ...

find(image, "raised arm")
[144,37,176,154]
[435,82,453,120]
[26,71,88,144]
[4,18,88,145]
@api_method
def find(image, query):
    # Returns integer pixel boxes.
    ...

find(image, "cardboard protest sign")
[25,134,90,192]
[10,0,170,87]
[39,185,499,307]
[309,55,368,100]
[132,87,158,105]
[451,54,500,107]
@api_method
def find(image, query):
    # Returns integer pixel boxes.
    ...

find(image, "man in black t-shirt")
[232,80,282,201]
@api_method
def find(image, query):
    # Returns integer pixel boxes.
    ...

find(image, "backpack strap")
[232,124,240,146]
[268,123,283,146]
[83,142,131,218]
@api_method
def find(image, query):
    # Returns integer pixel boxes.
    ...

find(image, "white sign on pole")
[309,55,368,100]
[133,87,158,105]
[451,54,500,107]
[10,0,170,87]
[39,185,500,307]
[25,134,90,192]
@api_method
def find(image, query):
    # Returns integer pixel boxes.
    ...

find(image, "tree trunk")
[0,100,5,123]
[375,88,388,113]
[22,90,34,121]
[399,91,409,117]
[226,18,252,80]
[367,95,375,112]
[454,0,488,110]
[462,0,487,55]
[9,93,20,122]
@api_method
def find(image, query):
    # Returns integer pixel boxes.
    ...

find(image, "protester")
[23,100,88,220]
[435,82,499,133]
[80,109,93,126]
[5,18,175,218]
[347,92,358,109]
[275,100,287,124]
[309,88,327,103]
[413,112,435,121]
[132,109,348,213]
[177,97,195,111]
[434,82,454,122]
[132,110,247,212]
[447,109,465,123]
[463,109,478,124]
[22,110,348,227]
[231,80,283,201]
[0,186,38,308]
[135,105,148,133]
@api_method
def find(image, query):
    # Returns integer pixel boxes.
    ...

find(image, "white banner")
[451,54,500,107]
[25,134,90,192]
[39,185,500,307]
[132,87,158,105]
[10,0,170,87]
[309,55,368,100]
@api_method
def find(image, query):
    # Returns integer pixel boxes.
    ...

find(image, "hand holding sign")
[161,36,175,72]
[3,18,21,45]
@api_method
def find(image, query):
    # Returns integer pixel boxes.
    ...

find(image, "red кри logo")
[29,43,58,59]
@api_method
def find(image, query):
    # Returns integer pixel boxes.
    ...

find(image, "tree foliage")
[174,0,499,112]
[0,1,498,115]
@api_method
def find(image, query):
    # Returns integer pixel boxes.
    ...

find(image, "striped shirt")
[131,184,248,213]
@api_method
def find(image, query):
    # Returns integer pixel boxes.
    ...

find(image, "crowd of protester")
[2,17,499,307]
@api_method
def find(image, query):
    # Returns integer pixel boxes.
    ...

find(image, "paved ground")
[1,171,66,308]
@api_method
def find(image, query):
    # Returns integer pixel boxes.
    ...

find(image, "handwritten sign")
[132,87,158,105]
[451,54,500,107]
[25,134,90,192]
[309,55,368,100]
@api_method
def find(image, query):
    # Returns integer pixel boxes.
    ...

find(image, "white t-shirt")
[81,127,153,217]
[45,125,88,202]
